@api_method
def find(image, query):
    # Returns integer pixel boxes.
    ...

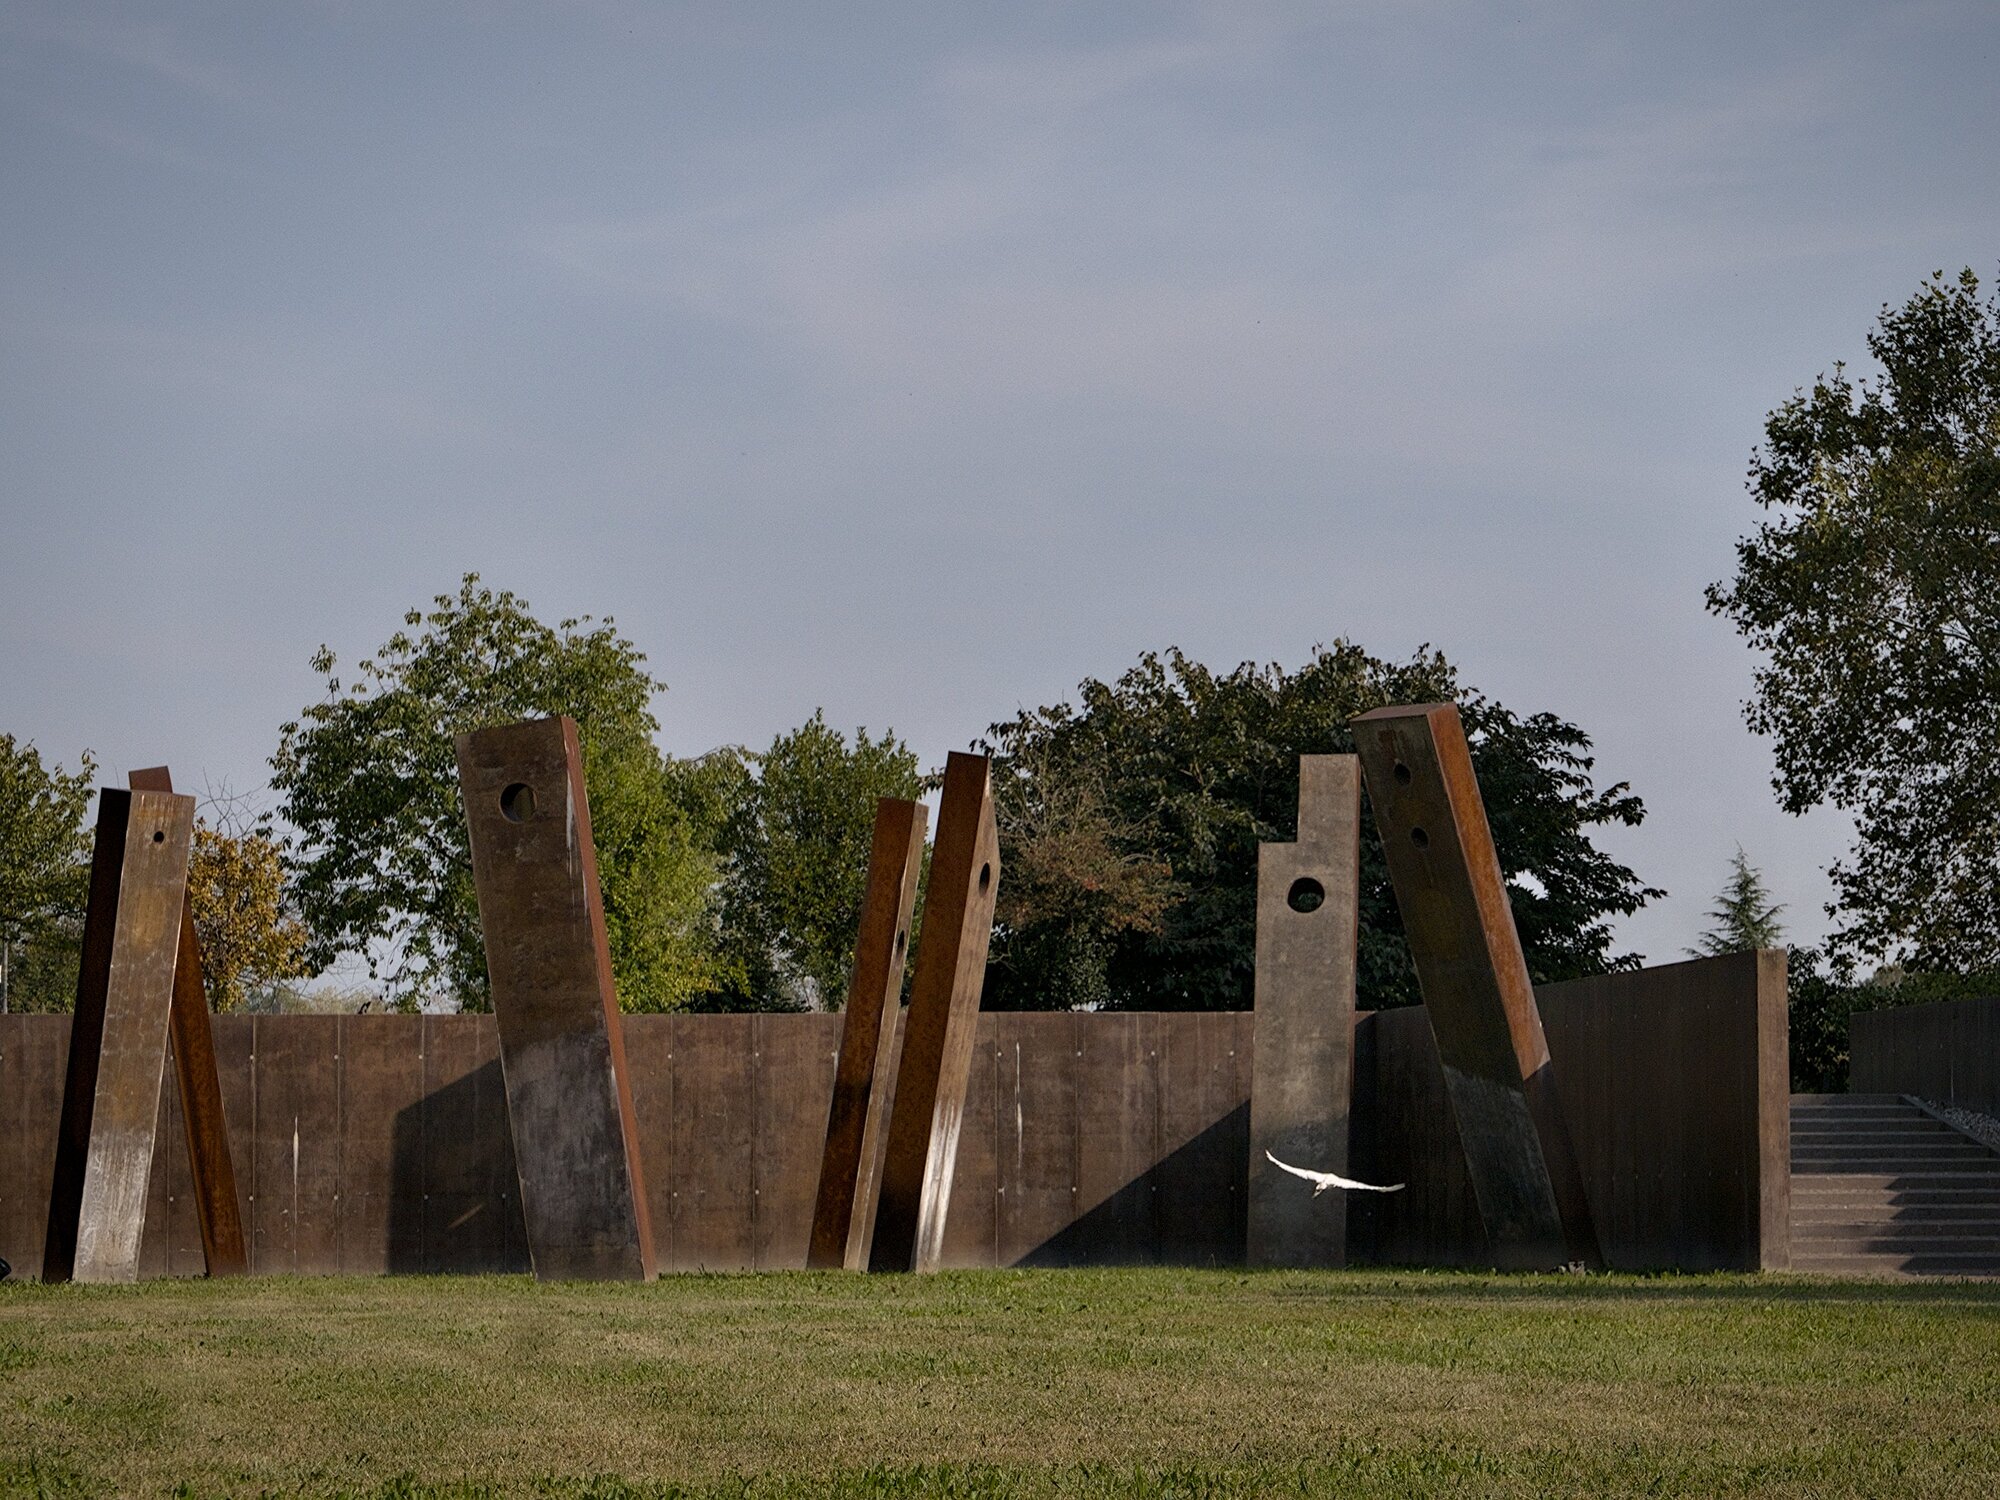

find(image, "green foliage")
[1708,267,2000,968]
[269,575,727,1011]
[714,712,922,1010]
[1688,847,1785,957]
[0,735,95,1013]
[980,644,1660,1011]
[1786,948,2000,1092]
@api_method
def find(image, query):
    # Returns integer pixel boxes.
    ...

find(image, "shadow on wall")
[1018,1103,1250,1268]
[386,1058,529,1274]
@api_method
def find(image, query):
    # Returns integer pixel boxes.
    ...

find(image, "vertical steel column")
[1351,703,1600,1269]
[1248,755,1361,1267]
[807,797,927,1270]
[869,752,1000,1273]
[42,788,196,1283]
[456,716,655,1281]
[128,767,248,1276]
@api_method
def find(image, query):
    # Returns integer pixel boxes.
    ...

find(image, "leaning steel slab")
[42,788,196,1283]
[807,796,927,1270]
[1351,703,1600,1269]
[869,752,1001,1273]
[1248,754,1362,1268]
[456,716,655,1281]
[128,766,248,1276]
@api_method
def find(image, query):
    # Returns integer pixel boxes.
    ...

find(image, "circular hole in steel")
[1411,826,1430,849]
[1393,761,1412,785]
[152,830,166,844]
[1287,877,1325,914]
[499,783,537,824]
[979,862,993,894]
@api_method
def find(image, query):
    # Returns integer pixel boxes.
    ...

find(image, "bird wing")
[1264,1150,1404,1194]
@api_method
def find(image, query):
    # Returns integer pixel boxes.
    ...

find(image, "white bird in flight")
[1265,1150,1404,1196]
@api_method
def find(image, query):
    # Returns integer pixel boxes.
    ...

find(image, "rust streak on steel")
[807,797,927,1270]
[456,716,655,1281]
[42,788,196,1283]
[1248,754,1361,1268]
[128,767,248,1277]
[1351,703,1601,1269]
[869,752,1001,1273]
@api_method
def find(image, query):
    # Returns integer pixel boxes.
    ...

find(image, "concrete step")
[1791,1256,2000,1278]
[1789,1093,2000,1277]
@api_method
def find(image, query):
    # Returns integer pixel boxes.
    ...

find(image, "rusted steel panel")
[456,717,654,1282]
[1853,994,2000,1119]
[808,798,927,1269]
[1152,1012,1250,1266]
[669,1013,756,1270]
[43,788,195,1284]
[755,1014,840,1268]
[621,1015,676,1273]
[869,752,1002,1273]
[335,1016,421,1274]
[1248,755,1361,1268]
[245,1014,341,1273]
[1538,951,1787,1272]
[997,1013,1078,1266]
[1070,1013,1161,1264]
[1348,1007,1488,1266]
[1,1015,66,1279]
[935,1012,999,1269]
[416,1015,527,1274]
[1351,703,1599,1270]
[128,767,248,1276]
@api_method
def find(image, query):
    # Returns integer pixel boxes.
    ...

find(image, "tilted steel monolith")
[456,716,655,1281]
[1351,703,1600,1269]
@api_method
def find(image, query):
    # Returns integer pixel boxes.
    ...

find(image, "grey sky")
[4,1,1997,966]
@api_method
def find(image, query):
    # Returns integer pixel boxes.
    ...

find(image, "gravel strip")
[1923,1099,2000,1155]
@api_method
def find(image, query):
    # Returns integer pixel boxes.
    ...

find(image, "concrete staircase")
[1791,1094,2000,1276]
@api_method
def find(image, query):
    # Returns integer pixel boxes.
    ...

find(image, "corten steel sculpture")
[125,766,248,1276]
[869,752,1001,1273]
[1351,703,1601,1269]
[456,716,655,1281]
[1248,755,1362,1268]
[43,787,198,1283]
[807,797,927,1270]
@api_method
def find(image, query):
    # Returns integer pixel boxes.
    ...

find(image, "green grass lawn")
[2,1268,1997,1498]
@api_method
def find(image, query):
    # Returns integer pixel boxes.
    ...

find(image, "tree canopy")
[979,644,1660,1011]
[0,735,95,1013]
[712,713,923,1011]
[269,575,727,1010]
[1708,267,2000,968]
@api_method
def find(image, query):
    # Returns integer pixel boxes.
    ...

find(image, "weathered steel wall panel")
[1852,995,2000,1118]
[1248,755,1361,1268]
[1352,952,1788,1272]
[1,966,1779,1275]
[998,1013,1078,1266]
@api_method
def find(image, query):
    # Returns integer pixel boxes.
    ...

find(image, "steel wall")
[1351,951,1790,1271]
[1852,996,2000,1116]
[0,1012,1253,1278]
[0,959,1781,1277]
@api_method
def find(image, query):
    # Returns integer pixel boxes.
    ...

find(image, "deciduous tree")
[1708,268,2000,967]
[270,575,727,1010]
[0,735,94,1013]
[979,644,1660,1011]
